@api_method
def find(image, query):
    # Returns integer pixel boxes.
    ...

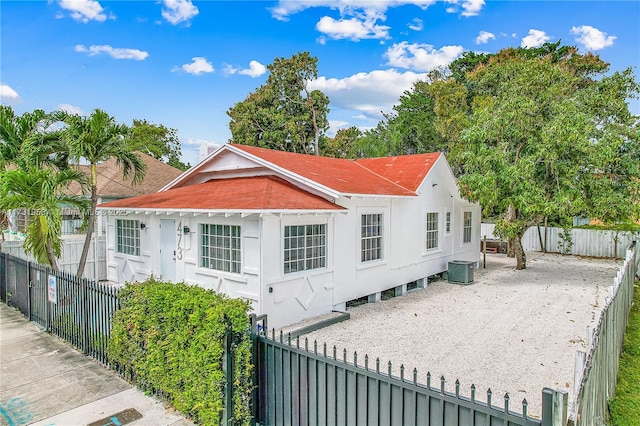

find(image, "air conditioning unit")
[448,260,475,284]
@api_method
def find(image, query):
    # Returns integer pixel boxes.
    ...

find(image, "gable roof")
[68,152,183,198]
[98,175,344,212]
[229,144,440,196]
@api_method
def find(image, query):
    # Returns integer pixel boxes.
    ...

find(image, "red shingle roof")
[98,176,345,211]
[355,152,441,192]
[230,144,422,196]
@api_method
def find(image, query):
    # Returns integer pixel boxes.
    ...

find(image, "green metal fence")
[0,252,119,366]
[254,326,562,426]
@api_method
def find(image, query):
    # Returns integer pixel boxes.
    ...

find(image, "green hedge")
[109,279,253,425]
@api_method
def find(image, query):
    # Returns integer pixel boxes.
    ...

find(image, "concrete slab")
[0,303,193,426]
[31,388,189,426]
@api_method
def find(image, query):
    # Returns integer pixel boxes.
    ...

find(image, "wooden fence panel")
[0,236,107,280]
[480,224,639,259]
[572,243,638,424]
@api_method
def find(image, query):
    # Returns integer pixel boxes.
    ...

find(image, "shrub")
[109,278,253,425]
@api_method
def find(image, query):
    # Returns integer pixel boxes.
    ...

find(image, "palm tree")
[1,106,71,239]
[59,109,146,277]
[0,167,90,269]
[0,105,68,171]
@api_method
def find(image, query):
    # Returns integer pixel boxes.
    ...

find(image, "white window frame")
[284,224,326,274]
[200,224,241,273]
[426,212,439,250]
[116,219,140,256]
[361,213,383,262]
[463,211,472,243]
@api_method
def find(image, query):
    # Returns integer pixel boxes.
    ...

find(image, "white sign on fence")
[47,274,57,304]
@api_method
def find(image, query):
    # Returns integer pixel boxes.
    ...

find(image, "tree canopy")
[130,119,190,171]
[227,52,330,154]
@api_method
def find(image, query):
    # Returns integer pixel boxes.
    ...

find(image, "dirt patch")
[294,252,620,418]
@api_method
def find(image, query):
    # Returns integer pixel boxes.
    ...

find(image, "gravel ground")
[287,252,621,418]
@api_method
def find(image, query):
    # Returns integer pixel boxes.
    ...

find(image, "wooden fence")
[480,224,639,259]
[571,242,639,425]
[0,235,106,281]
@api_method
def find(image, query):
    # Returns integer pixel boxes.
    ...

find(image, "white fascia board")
[342,193,417,199]
[158,143,228,192]
[96,207,347,216]
[226,145,341,200]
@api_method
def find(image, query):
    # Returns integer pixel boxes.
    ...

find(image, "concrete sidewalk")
[0,303,193,426]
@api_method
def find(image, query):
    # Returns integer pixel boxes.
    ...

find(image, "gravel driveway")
[293,252,620,418]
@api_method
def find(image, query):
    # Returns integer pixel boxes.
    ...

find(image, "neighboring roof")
[98,176,345,211]
[230,144,421,196]
[68,153,183,198]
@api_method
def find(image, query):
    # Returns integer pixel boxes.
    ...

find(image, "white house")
[98,144,481,328]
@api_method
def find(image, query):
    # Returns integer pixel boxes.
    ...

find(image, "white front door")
[159,219,176,281]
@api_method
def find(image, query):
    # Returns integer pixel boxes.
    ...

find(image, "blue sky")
[1,1,638,166]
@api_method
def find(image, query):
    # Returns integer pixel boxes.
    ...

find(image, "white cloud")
[384,42,463,71]
[58,104,84,115]
[161,0,199,25]
[75,44,149,60]
[316,14,390,40]
[309,69,428,120]
[571,25,616,50]
[172,57,214,75]
[0,83,19,100]
[475,30,495,44]
[239,61,267,78]
[58,0,108,22]
[408,18,423,31]
[223,64,238,76]
[270,1,437,21]
[521,29,550,48]
[352,114,367,120]
[459,0,485,17]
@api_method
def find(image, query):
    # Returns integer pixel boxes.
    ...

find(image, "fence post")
[249,314,258,426]
[27,261,32,321]
[81,278,88,354]
[542,388,568,426]
[222,329,234,425]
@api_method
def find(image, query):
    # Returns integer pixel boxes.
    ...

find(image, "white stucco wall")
[103,155,481,329]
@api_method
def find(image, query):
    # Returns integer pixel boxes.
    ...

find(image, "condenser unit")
[448,260,475,284]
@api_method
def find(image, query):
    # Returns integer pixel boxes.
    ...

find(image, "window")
[445,212,452,234]
[463,212,472,243]
[201,224,241,273]
[426,212,439,250]
[361,214,383,262]
[116,219,140,256]
[284,224,326,274]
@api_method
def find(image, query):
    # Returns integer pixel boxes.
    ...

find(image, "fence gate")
[254,329,547,426]
[4,254,29,316]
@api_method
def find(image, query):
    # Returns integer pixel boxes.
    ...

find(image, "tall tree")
[227,52,330,154]
[0,167,89,269]
[130,119,190,171]
[451,52,639,269]
[321,126,362,158]
[59,109,146,277]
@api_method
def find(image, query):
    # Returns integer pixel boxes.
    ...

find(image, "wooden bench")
[484,247,498,254]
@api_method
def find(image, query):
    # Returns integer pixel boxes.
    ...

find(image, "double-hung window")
[284,224,326,274]
[361,214,383,262]
[426,212,439,250]
[463,212,472,243]
[201,224,241,273]
[116,219,140,256]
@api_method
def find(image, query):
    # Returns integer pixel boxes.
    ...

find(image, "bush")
[109,278,253,425]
